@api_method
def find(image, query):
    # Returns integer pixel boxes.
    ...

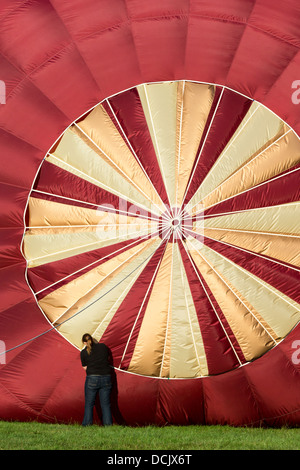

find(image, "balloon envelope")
[0,0,300,426]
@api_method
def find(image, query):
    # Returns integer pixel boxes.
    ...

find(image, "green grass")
[0,421,299,450]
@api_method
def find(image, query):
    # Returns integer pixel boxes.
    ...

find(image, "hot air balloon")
[0,0,300,427]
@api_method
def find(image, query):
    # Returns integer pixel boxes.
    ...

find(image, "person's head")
[82,333,93,355]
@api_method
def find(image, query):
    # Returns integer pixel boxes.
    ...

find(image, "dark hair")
[82,333,94,355]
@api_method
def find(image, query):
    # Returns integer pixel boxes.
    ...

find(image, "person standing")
[80,333,113,426]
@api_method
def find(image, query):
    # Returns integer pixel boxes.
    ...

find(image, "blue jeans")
[82,375,113,426]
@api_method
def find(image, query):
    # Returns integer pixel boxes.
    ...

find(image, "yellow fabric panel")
[48,128,161,216]
[57,239,162,349]
[201,126,300,210]
[128,243,173,377]
[28,226,101,236]
[204,228,300,267]
[187,239,300,339]
[189,102,283,210]
[137,82,177,207]
[76,105,163,209]
[170,244,208,377]
[176,82,215,206]
[187,245,277,362]
[39,238,157,324]
[203,203,300,235]
[27,197,155,232]
[23,217,156,267]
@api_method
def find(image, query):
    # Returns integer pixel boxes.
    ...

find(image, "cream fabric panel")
[204,228,300,267]
[48,128,161,216]
[203,203,300,235]
[138,82,177,207]
[170,243,208,377]
[175,82,215,206]
[189,102,283,211]
[24,219,156,268]
[76,104,163,209]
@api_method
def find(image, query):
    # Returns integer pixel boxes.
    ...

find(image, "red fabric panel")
[41,359,84,424]
[0,380,39,422]
[0,79,69,152]
[244,324,300,426]
[190,0,255,22]
[34,160,125,210]
[264,50,300,137]
[126,0,189,20]
[226,24,298,100]
[157,377,204,425]
[131,16,188,82]
[205,163,300,217]
[0,230,25,271]
[185,15,248,84]
[104,88,169,205]
[0,185,28,229]
[112,370,160,426]
[0,298,47,365]
[71,23,142,99]
[31,44,101,120]
[50,0,129,41]
[0,1,69,74]
[179,241,244,374]
[0,330,73,414]
[249,0,300,43]
[204,237,300,304]
[0,54,24,108]
[0,325,82,423]
[33,160,154,220]
[203,367,261,426]
[184,88,252,204]
[0,262,29,311]
[0,129,41,188]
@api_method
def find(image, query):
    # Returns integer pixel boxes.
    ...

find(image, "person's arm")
[80,350,87,372]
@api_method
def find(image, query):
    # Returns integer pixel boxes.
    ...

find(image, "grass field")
[0,420,299,450]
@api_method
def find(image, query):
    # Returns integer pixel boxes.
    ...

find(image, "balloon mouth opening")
[22,79,300,379]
